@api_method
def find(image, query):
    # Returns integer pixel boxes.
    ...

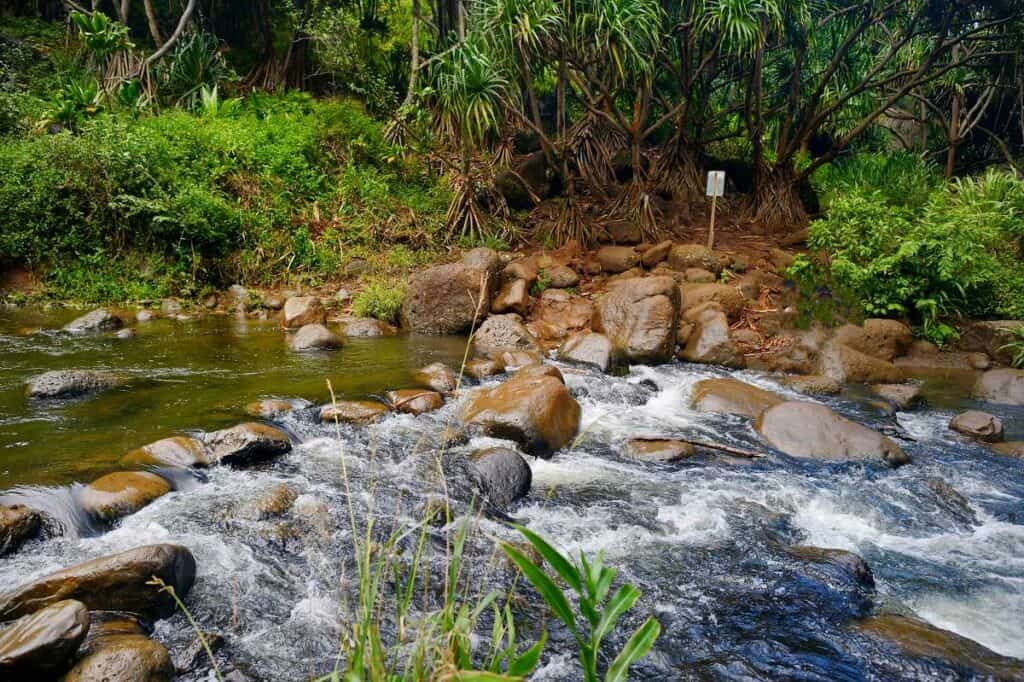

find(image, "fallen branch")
[682,439,766,459]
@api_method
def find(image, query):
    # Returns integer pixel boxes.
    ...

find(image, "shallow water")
[1,307,1023,680]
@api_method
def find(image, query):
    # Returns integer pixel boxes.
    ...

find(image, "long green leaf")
[501,543,578,635]
[456,671,522,682]
[514,524,582,593]
[604,617,661,682]
[508,630,547,677]
[593,584,640,643]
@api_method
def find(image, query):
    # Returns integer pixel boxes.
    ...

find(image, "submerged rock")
[974,368,1024,406]
[0,599,90,678]
[204,423,292,466]
[854,614,1024,680]
[786,546,875,617]
[871,383,923,410]
[462,370,581,457]
[290,324,342,351]
[0,544,196,619]
[244,400,297,420]
[401,263,493,334]
[25,370,125,399]
[593,276,680,363]
[386,389,444,415]
[990,441,1024,459]
[63,309,123,334]
[343,318,396,337]
[464,357,504,380]
[63,634,174,682]
[949,410,1003,442]
[558,332,615,372]
[690,378,783,418]
[623,438,695,463]
[282,296,326,329]
[755,401,910,466]
[120,436,210,468]
[470,447,532,509]
[320,400,390,424]
[473,314,539,356]
[414,362,459,393]
[782,375,841,395]
[0,505,41,556]
[78,472,172,521]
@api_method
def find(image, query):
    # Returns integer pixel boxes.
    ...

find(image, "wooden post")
[706,170,724,249]
[707,193,717,249]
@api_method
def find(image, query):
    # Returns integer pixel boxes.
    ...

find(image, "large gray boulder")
[755,401,910,466]
[0,600,90,678]
[63,309,123,334]
[290,323,343,351]
[470,447,532,509]
[472,314,539,356]
[401,263,494,334]
[592,276,680,363]
[0,544,196,619]
[974,368,1024,406]
[25,370,125,399]
[558,332,614,372]
[282,296,326,329]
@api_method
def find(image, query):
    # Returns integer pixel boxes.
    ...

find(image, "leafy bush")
[351,277,407,323]
[812,153,941,211]
[793,166,1024,341]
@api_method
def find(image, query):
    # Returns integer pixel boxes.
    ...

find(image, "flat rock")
[691,378,783,418]
[755,401,910,466]
[470,447,532,509]
[387,389,444,415]
[25,370,125,399]
[558,332,614,372]
[0,544,196,619]
[320,400,390,423]
[63,309,123,334]
[203,423,292,466]
[974,368,1024,406]
[949,410,1003,442]
[623,439,695,463]
[78,472,172,521]
[244,400,297,420]
[414,362,459,393]
[0,599,90,678]
[120,436,210,468]
[473,314,539,356]
[282,296,326,328]
[290,324,342,350]
[0,505,41,557]
[782,375,841,395]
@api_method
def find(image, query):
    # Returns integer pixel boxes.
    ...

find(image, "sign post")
[706,170,725,249]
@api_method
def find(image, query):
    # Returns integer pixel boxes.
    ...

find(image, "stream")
[1,307,1023,680]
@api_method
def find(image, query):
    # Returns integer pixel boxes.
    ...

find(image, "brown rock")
[835,320,913,361]
[204,423,292,466]
[462,248,501,281]
[823,342,903,384]
[597,246,641,273]
[63,309,123,334]
[768,248,795,272]
[343,318,396,337]
[668,244,720,273]
[244,400,296,420]
[684,268,716,283]
[990,441,1024,459]
[679,283,745,319]
[461,372,581,456]
[503,258,539,286]
[691,378,783,418]
[640,240,672,268]
[120,436,210,469]
[593,276,680,363]
[290,323,343,350]
[0,544,196,619]
[782,375,841,395]
[546,264,579,289]
[745,330,824,375]
[949,411,1003,442]
[623,439,695,463]
[755,401,910,466]
[494,350,544,370]
[871,384,923,410]
[605,220,643,244]
[63,634,174,682]
[527,289,593,344]
[387,389,444,415]
[680,307,744,368]
[559,332,614,372]
[473,314,539,356]
[245,483,298,519]
[491,279,532,316]
[0,505,41,557]
[282,296,325,328]
[320,400,389,423]
[0,600,89,678]
[414,362,459,393]
[974,368,1024,406]
[957,320,1024,365]
[465,357,504,380]
[78,472,172,521]
[401,263,494,334]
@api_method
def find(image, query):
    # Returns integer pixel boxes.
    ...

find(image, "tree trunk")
[945,87,962,178]
[142,0,162,47]
[750,163,808,233]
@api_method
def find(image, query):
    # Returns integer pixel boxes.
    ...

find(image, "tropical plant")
[70,10,133,61]
[42,76,100,130]
[999,326,1024,369]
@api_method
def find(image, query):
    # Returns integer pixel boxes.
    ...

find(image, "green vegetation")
[1000,326,1024,369]
[351,277,407,324]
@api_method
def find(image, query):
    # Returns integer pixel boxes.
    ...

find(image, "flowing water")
[1,307,1023,680]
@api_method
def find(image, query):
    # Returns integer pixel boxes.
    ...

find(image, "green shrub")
[351,277,407,323]
[812,152,941,211]
[794,167,1024,341]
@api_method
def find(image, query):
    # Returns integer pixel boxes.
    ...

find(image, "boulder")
[159,299,182,316]
[547,264,579,289]
[526,289,592,345]
[640,241,672,268]
[596,246,640,273]
[854,615,1024,681]
[136,310,155,323]
[679,283,745,319]
[25,370,124,399]
[203,423,292,466]
[949,411,1003,442]
[78,472,172,520]
[465,357,504,380]
[115,328,136,340]
[691,378,783,418]
[823,342,903,384]
[623,439,695,463]
[990,441,1024,459]
[781,375,841,396]
[0,544,196,619]
[0,505,41,556]
[957,320,1024,365]
[974,368,1024,406]
[290,324,343,351]
[462,248,502,281]
[414,363,459,393]
[745,330,824,376]
[243,483,298,519]
[0,600,90,678]
[496,350,543,370]
[402,263,493,334]
[592,276,680,363]
[680,307,744,368]
[320,400,390,423]
[558,332,614,372]
[387,389,444,415]
[605,220,643,244]
[494,170,534,210]
[343,318,396,337]
[263,293,285,311]
[244,400,296,420]
[470,447,532,509]
[668,244,720,273]
[491,279,531,316]
[684,268,716,283]
[755,402,909,466]
[462,372,581,456]
[282,296,325,329]
[472,314,539,356]
[120,436,210,468]
[871,384,923,410]
[503,258,539,286]
[63,634,174,682]
[63,309,123,334]
[835,320,913,361]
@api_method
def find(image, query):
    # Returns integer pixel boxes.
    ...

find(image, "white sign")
[706,170,725,197]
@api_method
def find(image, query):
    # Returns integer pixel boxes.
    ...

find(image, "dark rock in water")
[289,324,342,351]
[470,447,532,509]
[78,471,172,521]
[787,546,875,617]
[386,389,444,415]
[63,309,123,334]
[559,332,614,373]
[462,370,580,457]
[319,400,390,424]
[0,599,90,678]
[974,368,1024,406]
[63,633,174,682]
[0,544,196,619]
[623,438,695,463]
[414,362,459,393]
[401,263,494,335]
[25,370,125,399]
[174,630,225,674]
[204,423,292,466]
[924,477,978,526]
[690,378,783,419]
[120,436,211,468]
[949,410,1003,442]
[755,401,910,466]
[854,614,1024,680]
[0,505,41,556]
